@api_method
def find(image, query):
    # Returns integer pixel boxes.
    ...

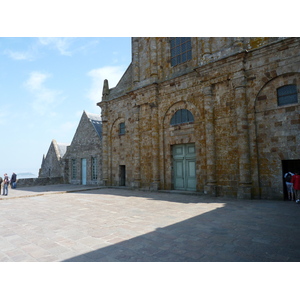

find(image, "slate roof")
[56,143,69,158]
[86,112,102,138]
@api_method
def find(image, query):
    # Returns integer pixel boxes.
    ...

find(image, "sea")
[16,172,38,179]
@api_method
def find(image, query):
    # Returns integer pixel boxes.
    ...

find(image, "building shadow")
[63,198,300,262]
[75,188,216,203]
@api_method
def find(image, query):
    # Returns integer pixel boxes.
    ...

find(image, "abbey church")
[40,37,300,200]
[98,37,300,200]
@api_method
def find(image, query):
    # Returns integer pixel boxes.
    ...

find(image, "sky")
[0,37,131,177]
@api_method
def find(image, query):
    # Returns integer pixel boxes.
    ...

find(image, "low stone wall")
[16,177,64,187]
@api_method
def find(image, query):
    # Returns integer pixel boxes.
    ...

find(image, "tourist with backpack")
[284,171,294,201]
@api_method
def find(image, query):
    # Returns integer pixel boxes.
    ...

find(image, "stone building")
[39,139,69,178]
[63,111,103,185]
[98,37,300,199]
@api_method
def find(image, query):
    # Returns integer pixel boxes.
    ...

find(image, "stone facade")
[98,37,300,199]
[39,139,68,178]
[63,111,103,185]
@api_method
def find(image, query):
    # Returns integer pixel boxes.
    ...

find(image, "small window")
[91,157,97,180]
[170,109,194,126]
[119,122,125,135]
[170,37,192,67]
[277,85,298,106]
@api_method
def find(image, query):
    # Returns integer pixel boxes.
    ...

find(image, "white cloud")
[24,71,63,115]
[4,49,34,61]
[38,37,74,56]
[86,65,125,104]
[4,38,101,62]
[25,72,49,90]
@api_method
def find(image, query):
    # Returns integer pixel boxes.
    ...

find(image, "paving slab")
[0,184,299,262]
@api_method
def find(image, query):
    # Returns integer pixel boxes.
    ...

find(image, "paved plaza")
[0,185,299,262]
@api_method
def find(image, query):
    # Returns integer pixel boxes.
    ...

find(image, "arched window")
[170,109,194,126]
[277,84,298,106]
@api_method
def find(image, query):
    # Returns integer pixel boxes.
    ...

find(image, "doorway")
[119,165,126,186]
[172,144,196,191]
[282,160,300,199]
[81,158,87,185]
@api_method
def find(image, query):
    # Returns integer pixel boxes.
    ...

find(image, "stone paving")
[0,185,299,262]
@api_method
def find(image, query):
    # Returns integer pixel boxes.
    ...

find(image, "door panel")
[186,159,196,191]
[173,144,196,191]
[175,146,184,156]
[187,145,195,155]
[82,159,87,185]
[174,160,185,189]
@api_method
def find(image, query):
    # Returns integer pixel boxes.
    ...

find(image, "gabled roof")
[86,112,102,138]
[51,140,69,160]
[56,143,69,157]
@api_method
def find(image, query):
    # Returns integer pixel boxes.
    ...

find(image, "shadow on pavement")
[63,197,300,262]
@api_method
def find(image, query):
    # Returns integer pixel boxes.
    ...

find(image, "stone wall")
[17,177,63,187]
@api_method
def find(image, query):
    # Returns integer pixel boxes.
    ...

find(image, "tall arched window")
[170,109,194,126]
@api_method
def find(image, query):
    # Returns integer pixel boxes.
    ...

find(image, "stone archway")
[162,101,201,191]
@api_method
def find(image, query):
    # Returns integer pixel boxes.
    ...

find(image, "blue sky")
[0,37,131,177]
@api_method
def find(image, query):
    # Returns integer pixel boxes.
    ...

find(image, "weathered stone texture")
[98,37,300,199]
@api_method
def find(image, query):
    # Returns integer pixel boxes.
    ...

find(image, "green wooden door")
[173,144,196,191]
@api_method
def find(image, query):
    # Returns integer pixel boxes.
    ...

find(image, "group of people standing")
[284,171,300,203]
[0,172,17,196]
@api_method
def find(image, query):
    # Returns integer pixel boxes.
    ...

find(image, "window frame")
[119,122,125,135]
[277,84,298,106]
[91,157,98,181]
[170,109,194,126]
[170,37,192,67]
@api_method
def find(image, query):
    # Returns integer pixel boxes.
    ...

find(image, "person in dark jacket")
[284,171,294,201]
[10,172,17,189]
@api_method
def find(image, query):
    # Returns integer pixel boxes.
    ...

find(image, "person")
[0,176,2,192]
[2,173,10,196]
[291,172,300,203]
[10,172,17,189]
[284,171,294,201]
